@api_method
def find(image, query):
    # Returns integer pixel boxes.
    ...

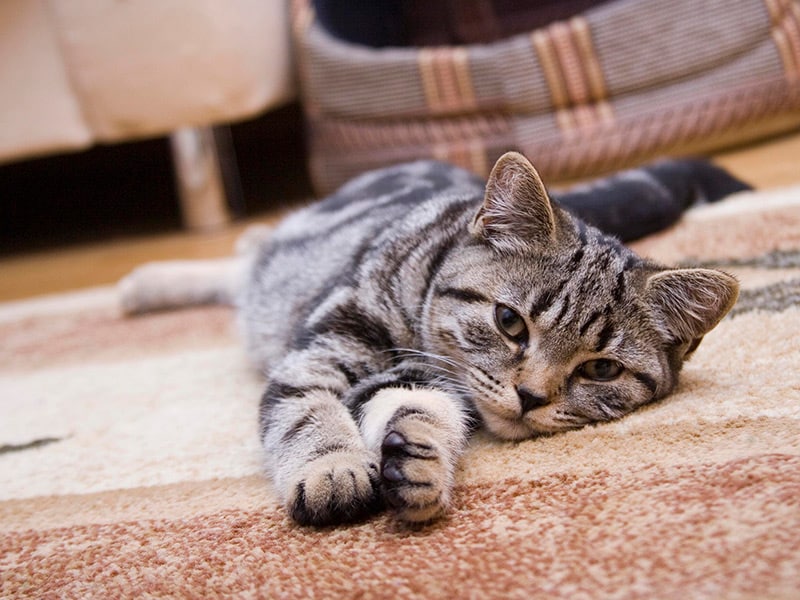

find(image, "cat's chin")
[478,404,582,441]
[477,408,536,441]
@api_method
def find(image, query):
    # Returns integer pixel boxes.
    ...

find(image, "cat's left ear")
[645,268,739,352]
[470,152,557,253]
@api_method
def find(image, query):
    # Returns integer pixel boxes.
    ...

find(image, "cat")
[119,152,748,526]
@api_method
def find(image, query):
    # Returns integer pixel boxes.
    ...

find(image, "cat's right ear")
[470,152,557,253]
[644,268,740,349]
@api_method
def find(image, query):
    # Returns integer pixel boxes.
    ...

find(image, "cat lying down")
[119,153,748,526]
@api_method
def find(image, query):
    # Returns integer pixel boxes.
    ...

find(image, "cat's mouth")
[475,399,586,440]
[477,407,534,440]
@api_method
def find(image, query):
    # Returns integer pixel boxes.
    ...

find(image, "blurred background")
[1,0,799,301]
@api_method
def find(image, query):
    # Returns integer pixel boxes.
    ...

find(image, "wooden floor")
[2,131,800,303]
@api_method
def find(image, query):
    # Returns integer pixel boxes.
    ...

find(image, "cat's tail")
[552,159,752,242]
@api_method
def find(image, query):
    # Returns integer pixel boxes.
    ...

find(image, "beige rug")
[2,184,800,598]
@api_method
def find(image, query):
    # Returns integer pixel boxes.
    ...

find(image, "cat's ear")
[470,152,557,252]
[645,268,739,349]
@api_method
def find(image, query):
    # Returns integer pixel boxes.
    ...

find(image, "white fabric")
[0,0,295,164]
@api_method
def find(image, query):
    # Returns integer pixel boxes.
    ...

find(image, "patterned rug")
[2,184,800,598]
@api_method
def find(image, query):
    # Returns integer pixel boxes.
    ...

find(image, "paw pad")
[379,430,449,522]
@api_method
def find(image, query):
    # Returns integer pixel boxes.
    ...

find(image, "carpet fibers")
[2,185,800,598]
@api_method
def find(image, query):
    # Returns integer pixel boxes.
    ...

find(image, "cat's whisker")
[394,360,473,396]
[391,348,468,374]
[389,347,468,371]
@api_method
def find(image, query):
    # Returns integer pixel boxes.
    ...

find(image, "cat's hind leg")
[358,387,469,524]
[118,257,245,314]
[118,223,270,315]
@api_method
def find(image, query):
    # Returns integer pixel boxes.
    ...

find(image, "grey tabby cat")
[120,152,747,527]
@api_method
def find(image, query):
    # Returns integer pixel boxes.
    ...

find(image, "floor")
[1,129,799,303]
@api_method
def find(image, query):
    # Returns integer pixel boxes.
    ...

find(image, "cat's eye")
[494,304,528,343]
[579,359,624,381]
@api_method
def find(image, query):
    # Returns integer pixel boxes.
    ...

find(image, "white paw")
[287,450,382,526]
[117,265,156,315]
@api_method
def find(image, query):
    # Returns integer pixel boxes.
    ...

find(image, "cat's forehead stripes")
[527,231,640,346]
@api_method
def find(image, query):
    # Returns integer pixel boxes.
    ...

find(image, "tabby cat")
[120,152,747,527]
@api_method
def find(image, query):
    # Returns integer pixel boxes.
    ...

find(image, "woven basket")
[293,0,800,194]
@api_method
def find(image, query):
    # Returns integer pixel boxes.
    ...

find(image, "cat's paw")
[287,450,382,526]
[380,423,455,524]
[118,265,158,314]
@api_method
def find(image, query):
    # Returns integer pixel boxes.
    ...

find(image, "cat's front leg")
[357,387,469,524]
[261,384,382,526]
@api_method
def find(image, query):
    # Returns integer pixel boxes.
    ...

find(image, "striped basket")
[292,0,800,194]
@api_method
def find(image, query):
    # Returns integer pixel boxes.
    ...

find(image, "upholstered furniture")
[0,0,295,228]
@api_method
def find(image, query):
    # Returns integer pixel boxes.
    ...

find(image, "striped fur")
[237,152,743,526]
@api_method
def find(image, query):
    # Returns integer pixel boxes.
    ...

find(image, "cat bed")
[292,0,800,194]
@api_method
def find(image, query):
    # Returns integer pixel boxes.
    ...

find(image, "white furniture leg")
[169,126,233,230]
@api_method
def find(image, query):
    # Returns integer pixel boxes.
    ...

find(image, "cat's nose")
[517,386,549,413]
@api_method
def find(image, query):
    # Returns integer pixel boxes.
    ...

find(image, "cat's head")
[424,152,739,440]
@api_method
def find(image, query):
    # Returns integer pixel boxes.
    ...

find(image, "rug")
[1,183,800,599]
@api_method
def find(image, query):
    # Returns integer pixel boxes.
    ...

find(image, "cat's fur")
[120,152,747,527]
